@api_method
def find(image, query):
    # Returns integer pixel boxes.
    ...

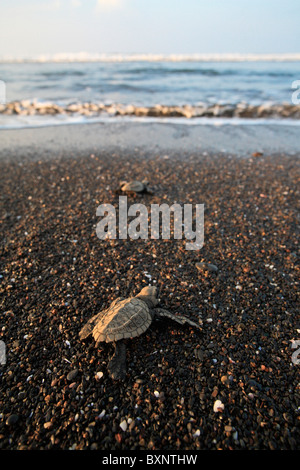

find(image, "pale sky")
[0,0,299,58]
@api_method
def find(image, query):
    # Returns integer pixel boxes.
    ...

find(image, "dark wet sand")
[0,125,299,450]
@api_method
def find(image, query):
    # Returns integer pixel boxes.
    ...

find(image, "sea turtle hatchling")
[116,179,152,195]
[79,286,201,380]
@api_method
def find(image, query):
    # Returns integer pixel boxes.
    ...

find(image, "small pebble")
[67,369,78,381]
[6,414,19,426]
[120,420,127,432]
[252,151,263,157]
[224,425,233,433]
[135,378,144,384]
[44,421,53,430]
[221,375,230,385]
[196,262,218,272]
[129,420,136,431]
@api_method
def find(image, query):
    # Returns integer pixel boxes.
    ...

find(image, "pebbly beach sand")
[0,120,299,451]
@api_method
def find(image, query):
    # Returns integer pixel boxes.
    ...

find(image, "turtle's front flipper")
[154,308,202,330]
[79,311,106,340]
[108,341,127,381]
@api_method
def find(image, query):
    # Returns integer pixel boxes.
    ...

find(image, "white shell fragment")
[213,399,225,413]
[120,420,128,431]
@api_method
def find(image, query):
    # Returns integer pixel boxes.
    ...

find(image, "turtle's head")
[136,286,158,306]
[120,181,127,189]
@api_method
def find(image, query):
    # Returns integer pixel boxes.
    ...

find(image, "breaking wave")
[1,100,300,119]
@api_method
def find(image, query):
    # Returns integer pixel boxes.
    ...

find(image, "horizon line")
[1,52,300,63]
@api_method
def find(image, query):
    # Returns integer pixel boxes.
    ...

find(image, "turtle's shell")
[93,297,152,344]
[121,181,145,192]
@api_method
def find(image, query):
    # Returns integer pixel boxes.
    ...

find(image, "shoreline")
[1,101,300,120]
[0,120,300,161]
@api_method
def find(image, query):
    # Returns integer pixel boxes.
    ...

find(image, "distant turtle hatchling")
[116,179,153,195]
[79,286,201,380]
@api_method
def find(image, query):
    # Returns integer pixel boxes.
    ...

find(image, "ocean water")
[0,55,300,128]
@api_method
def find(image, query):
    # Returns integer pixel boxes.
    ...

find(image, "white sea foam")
[1,52,300,63]
[1,113,300,131]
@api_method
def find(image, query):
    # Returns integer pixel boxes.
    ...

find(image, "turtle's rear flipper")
[108,341,127,381]
[79,311,105,340]
[154,308,202,330]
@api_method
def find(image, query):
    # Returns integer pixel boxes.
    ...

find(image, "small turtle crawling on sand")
[116,179,153,195]
[79,286,201,380]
